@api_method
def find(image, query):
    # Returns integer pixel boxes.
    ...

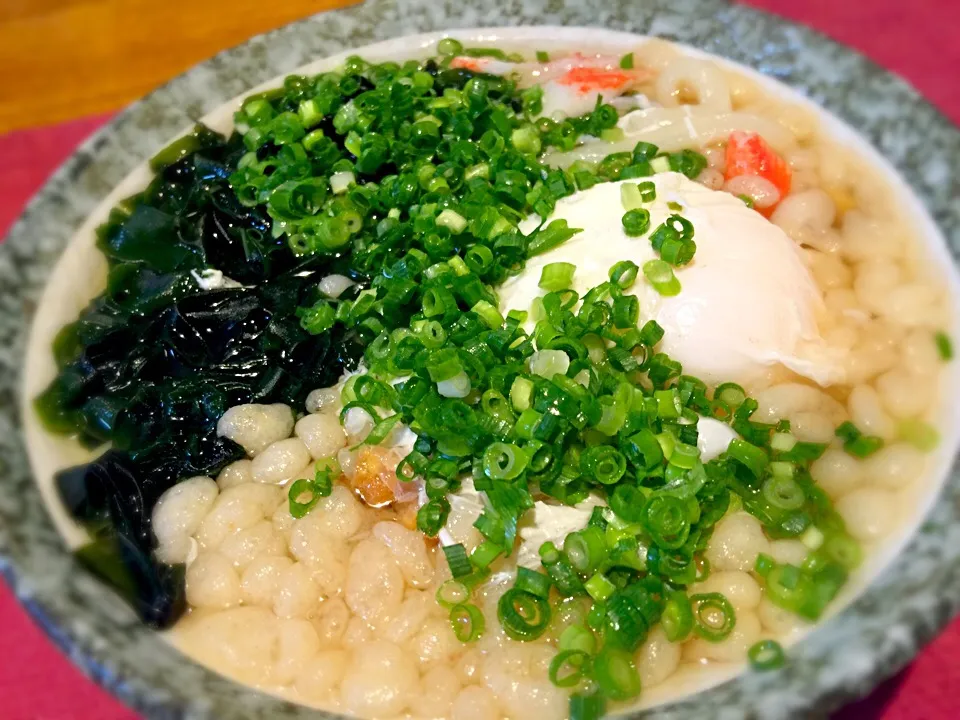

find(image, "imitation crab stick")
[725,131,792,198]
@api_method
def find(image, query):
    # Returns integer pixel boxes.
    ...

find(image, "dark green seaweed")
[37,127,362,627]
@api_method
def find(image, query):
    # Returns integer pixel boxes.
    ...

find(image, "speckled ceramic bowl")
[3,1,960,718]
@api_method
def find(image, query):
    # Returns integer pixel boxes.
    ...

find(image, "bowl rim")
[2,1,959,719]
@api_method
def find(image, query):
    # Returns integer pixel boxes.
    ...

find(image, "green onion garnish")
[559,624,598,655]
[643,259,681,296]
[592,646,642,700]
[668,149,708,179]
[622,208,651,236]
[661,591,694,642]
[539,262,577,291]
[515,566,552,599]
[609,260,640,290]
[436,579,470,608]
[450,603,485,642]
[437,37,464,56]
[748,639,786,671]
[691,592,737,642]
[549,649,591,687]
[935,331,953,360]
[570,693,606,720]
[443,543,473,579]
[566,527,608,575]
[835,421,884,458]
[621,183,644,211]
[619,52,634,69]
[498,588,551,641]
[536,50,550,62]
[287,464,334,518]
[899,418,940,451]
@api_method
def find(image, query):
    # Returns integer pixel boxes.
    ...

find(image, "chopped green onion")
[515,567,552,599]
[821,532,862,570]
[633,142,659,162]
[470,541,503,570]
[529,219,583,257]
[641,495,691,549]
[559,624,597,655]
[472,300,505,329]
[565,527,608,575]
[762,475,806,510]
[539,262,577,291]
[417,498,450,535]
[569,693,606,720]
[298,300,337,335]
[530,349,571,378]
[612,294,640,328]
[437,371,471,398]
[437,37,464,56]
[619,52,634,69]
[498,588,551,641]
[549,649,590,688]
[715,382,746,409]
[510,376,534,411]
[287,465,334,519]
[609,260,639,289]
[621,183,644,211]
[602,588,650,650]
[771,431,797,452]
[436,579,470,608]
[899,418,939,451]
[464,244,494,273]
[592,646,642,701]
[585,572,617,602]
[601,127,626,143]
[329,170,355,195]
[661,591,694,642]
[450,603,485,642]
[727,438,769,477]
[748,639,786,671]
[668,149,708,179]
[622,208,651,237]
[436,208,468,234]
[536,50,550,62]
[443,543,473,579]
[835,421,884,458]
[935,331,953,360]
[642,260,681,296]
[639,320,665,347]
[801,526,825,551]
[512,125,542,154]
[691,592,736,642]
[754,553,776,577]
[482,442,529,480]
[580,445,627,485]
[650,156,671,173]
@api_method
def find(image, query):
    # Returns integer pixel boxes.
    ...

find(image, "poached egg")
[500,172,842,387]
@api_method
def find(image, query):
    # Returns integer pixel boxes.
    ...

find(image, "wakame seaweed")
[37,127,363,627]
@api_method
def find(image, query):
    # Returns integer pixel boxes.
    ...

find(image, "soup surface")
[34,34,955,720]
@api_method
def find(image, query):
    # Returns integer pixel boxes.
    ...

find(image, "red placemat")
[1,2,958,718]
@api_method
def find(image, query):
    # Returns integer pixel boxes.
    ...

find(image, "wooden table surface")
[0,0,358,134]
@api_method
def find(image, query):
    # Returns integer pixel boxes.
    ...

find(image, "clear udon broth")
[107,36,955,719]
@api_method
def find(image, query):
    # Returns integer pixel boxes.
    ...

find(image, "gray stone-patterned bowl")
[2,1,959,718]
